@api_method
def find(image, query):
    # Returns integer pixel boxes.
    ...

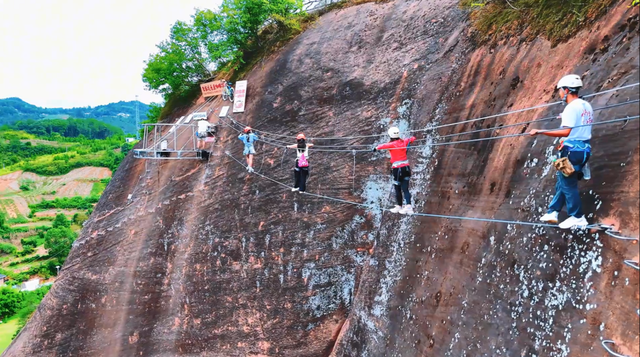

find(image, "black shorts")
[391,166,411,184]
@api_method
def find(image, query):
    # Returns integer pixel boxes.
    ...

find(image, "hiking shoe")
[558,215,588,229]
[291,187,299,192]
[540,211,559,224]
[400,205,414,215]
[390,205,402,213]
[582,163,591,180]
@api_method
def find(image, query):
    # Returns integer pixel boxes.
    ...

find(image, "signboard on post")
[200,80,225,97]
[233,80,247,113]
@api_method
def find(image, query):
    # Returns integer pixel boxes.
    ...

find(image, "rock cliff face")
[6,1,639,356]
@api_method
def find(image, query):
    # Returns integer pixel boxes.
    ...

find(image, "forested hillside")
[0,98,151,134]
[0,118,130,349]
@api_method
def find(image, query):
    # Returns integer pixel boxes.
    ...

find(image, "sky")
[0,0,222,108]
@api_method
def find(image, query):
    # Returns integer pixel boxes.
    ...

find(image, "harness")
[559,139,591,169]
[392,160,409,168]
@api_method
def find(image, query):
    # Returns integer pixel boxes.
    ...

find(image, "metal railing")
[133,123,202,160]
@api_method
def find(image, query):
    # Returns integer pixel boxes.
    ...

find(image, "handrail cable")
[224,151,622,231]
[222,82,639,141]
[223,115,640,152]
[225,98,639,148]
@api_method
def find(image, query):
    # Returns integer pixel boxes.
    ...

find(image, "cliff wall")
[6,1,639,356]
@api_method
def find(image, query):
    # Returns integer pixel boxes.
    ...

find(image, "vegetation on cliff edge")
[459,0,622,46]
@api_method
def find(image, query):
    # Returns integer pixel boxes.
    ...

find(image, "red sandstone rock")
[6,1,639,357]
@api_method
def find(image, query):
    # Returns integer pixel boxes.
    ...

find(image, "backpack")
[298,152,309,168]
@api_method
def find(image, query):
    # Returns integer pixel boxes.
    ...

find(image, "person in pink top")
[372,127,416,215]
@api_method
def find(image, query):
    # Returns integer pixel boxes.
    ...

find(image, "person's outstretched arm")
[529,128,571,137]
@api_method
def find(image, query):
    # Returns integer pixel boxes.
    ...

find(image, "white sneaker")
[582,163,591,180]
[247,167,254,173]
[540,211,559,224]
[400,205,414,215]
[389,205,402,213]
[291,187,299,192]
[558,215,588,229]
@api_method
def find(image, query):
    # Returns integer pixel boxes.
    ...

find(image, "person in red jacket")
[373,127,416,215]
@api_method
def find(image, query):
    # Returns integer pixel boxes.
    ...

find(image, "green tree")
[143,0,304,99]
[142,21,212,99]
[0,212,8,233]
[0,287,22,319]
[194,0,303,67]
[52,214,70,229]
[44,227,76,258]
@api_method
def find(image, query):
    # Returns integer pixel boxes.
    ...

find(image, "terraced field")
[0,167,111,218]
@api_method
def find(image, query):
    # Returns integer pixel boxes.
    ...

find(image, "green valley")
[0,118,133,346]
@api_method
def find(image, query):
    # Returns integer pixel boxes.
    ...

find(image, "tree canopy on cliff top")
[143,0,304,100]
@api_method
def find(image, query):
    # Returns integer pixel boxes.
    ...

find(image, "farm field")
[0,167,111,218]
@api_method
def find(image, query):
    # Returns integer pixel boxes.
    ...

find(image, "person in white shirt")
[530,74,592,229]
[196,119,215,151]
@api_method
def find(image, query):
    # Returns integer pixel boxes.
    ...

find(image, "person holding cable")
[238,126,259,172]
[287,133,313,192]
[372,127,416,215]
[530,74,592,229]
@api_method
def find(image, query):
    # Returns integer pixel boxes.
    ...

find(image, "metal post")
[143,125,148,150]
[135,95,140,139]
[154,125,158,158]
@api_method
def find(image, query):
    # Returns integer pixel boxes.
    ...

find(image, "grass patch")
[6,216,28,225]
[0,318,20,352]
[459,0,619,46]
[90,182,107,197]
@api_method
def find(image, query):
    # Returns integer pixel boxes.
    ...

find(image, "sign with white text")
[233,80,247,113]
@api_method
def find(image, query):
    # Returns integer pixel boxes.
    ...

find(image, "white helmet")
[388,127,400,139]
[556,75,583,90]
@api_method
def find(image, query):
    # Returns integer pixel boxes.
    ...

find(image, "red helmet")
[296,133,306,140]
[243,126,252,133]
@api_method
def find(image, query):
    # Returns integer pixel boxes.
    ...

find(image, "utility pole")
[135,95,140,140]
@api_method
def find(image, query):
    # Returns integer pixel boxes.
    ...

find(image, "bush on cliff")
[460,0,618,46]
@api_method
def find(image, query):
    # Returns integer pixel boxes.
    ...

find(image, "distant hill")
[0,98,151,134]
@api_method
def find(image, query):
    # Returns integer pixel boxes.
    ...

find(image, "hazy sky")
[0,0,222,108]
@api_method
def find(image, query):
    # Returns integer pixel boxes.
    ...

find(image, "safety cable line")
[223,115,640,236]
[222,104,640,151]
[268,99,640,148]
[226,115,640,152]
[623,260,640,271]
[601,340,630,357]
[261,98,640,148]
[224,151,617,230]
[235,98,640,148]
[222,82,639,141]
[605,229,640,242]
[437,99,640,141]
